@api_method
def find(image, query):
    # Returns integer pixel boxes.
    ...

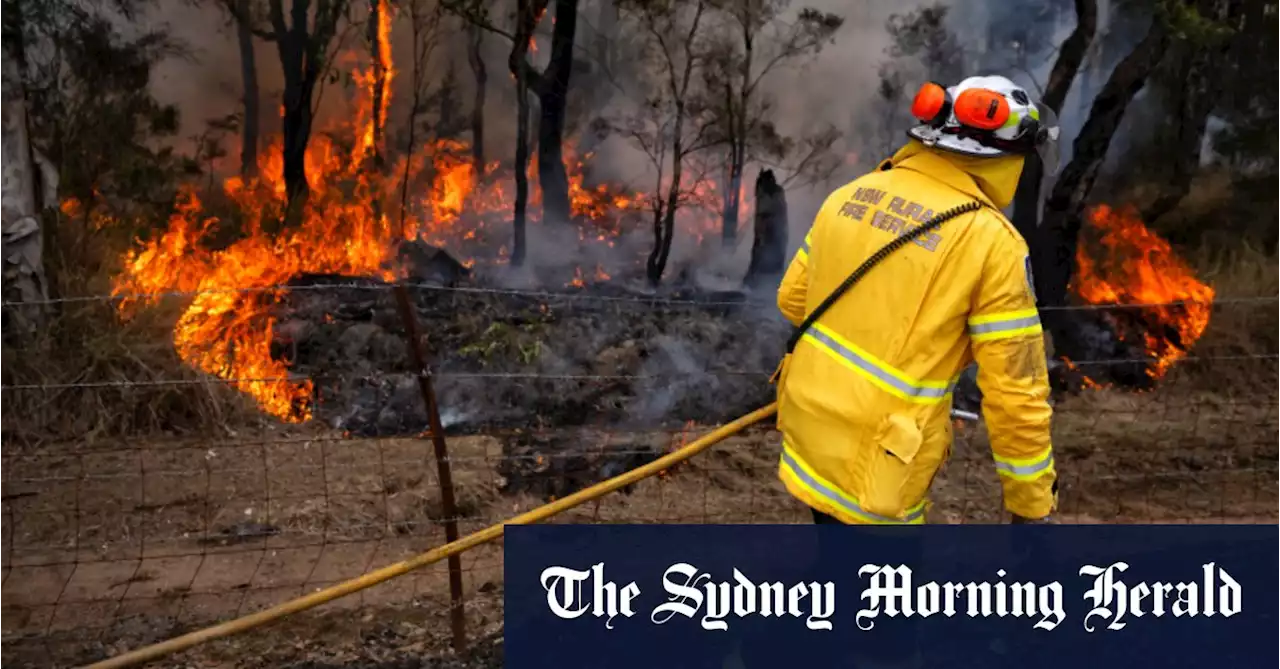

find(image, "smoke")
[148,2,464,162]
[762,0,1144,242]
[146,4,283,155]
[128,0,1164,439]
[628,335,710,425]
[142,0,1136,282]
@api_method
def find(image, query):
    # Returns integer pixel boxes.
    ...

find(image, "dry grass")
[1,298,264,449]
[1192,241,1279,342]
[3,206,266,450]
[1175,242,1280,390]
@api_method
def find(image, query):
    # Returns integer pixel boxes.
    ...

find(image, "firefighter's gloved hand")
[1010,513,1054,524]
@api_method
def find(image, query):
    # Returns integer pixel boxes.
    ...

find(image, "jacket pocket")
[856,413,924,520]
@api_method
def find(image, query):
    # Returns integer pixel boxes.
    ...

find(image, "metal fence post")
[392,283,467,652]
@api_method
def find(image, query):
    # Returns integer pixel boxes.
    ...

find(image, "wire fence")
[4,278,1277,310]
[2,281,1277,668]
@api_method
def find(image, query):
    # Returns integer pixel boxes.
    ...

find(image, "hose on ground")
[81,402,779,669]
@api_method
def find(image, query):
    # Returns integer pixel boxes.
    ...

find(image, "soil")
[2,378,1276,668]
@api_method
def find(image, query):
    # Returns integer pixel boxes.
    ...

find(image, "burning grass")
[1069,204,1217,383]
[6,209,1273,449]
[1063,203,1277,393]
[103,28,732,427]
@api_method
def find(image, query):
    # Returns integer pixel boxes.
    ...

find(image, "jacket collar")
[890,149,997,209]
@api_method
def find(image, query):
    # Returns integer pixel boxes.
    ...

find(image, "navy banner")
[504,524,1277,669]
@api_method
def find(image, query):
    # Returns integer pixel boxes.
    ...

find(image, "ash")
[271,262,788,439]
[268,248,1147,442]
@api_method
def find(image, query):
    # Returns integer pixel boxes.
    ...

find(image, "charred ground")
[274,267,785,438]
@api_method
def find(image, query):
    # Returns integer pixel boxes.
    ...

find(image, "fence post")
[392,283,467,652]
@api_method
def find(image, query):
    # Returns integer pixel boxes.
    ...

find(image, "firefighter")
[774,75,1061,526]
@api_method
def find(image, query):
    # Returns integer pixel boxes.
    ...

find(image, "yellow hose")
[82,403,778,669]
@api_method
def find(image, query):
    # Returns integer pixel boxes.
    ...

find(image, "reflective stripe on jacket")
[775,140,1057,524]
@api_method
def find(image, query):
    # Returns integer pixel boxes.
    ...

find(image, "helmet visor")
[1034,103,1062,175]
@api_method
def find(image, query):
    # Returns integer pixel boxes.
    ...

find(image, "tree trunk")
[512,67,531,267]
[646,144,682,287]
[467,23,487,178]
[236,0,261,179]
[721,22,752,248]
[510,0,545,267]
[645,207,664,286]
[269,0,345,222]
[646,196,678,288]
[0,0,48,335]
[1010,0,1097,242]
[1035,12,1171,359]
[721,145,744,247]
[367,0,389,171]
[743,168,788,290]
[1140,0,1238,224]
[533,0,578,226]
[647,101,685,287]
[508,0,575,225]
[277,30,317,215]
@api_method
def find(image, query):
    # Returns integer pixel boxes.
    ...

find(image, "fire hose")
[81,403,780,669]
[81,401,987,668]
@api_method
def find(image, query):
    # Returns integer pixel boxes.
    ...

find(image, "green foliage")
[11,0,186,210]
[458,321,547,366]
[796,7,844,34]
[1209,3,1277,178]
[863,2,963,159]
[884,3,964,84]
[1161,0,1236,42]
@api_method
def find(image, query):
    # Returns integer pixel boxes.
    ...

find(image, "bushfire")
[106,12,1207,426]
[1070,204,1216,382]
[109,9,736,423]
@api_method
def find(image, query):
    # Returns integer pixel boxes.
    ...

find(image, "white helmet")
[906,75,1062,174]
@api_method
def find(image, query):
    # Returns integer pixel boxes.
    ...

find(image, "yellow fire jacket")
[775,140,1057,524]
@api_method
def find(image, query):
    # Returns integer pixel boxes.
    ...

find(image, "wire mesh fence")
[2,282,1276,668]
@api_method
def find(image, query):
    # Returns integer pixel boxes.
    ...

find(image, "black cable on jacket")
[785,200,983,354]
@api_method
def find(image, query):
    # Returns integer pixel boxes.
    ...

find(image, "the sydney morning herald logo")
[537,562,1242,632]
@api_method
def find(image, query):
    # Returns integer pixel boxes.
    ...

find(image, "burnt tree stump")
[744,169,789,290]
[397,240,471,286]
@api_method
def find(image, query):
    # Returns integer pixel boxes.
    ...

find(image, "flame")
[111,9,408,422]
[657,420,696,479]
[108,9,753,423]
[352,0,395,161]
[1070,204,1216,381]
[562,264,613,289]
[1061,357,1106,390]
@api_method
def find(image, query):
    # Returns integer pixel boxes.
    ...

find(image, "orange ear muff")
[911,82,951,127]
[953,88,1011,131]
